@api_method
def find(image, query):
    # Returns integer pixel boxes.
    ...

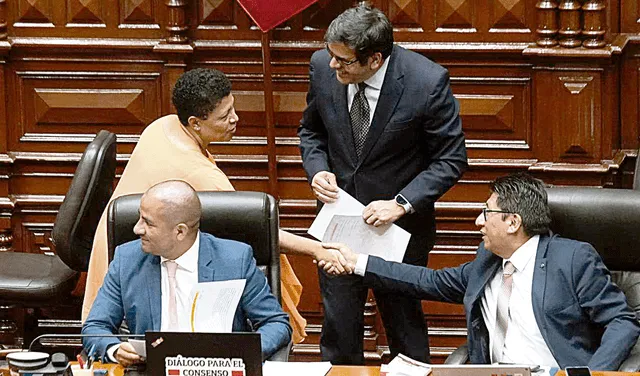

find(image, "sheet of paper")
[263,361,332,376]
[381,353,432,376]
[128,339,146,358]
[188,279,246,333]
[308,188,410,262]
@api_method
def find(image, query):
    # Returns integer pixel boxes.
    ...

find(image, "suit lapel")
[532,234,551,332]
[358,47,404,164]
[198,235,215,283]
[332,75,359,164]
[468,251,502,305]
[146,256,162,331]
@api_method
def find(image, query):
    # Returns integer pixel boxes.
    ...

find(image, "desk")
[88,363,638,376]
[1,363,636,376]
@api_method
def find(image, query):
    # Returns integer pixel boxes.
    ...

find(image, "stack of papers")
[380,354,432,376]
[308,188,411,262]
[263,361,332,376]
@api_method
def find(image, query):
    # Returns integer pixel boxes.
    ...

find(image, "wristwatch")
[394,194,413,214]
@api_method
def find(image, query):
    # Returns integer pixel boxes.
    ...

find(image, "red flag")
[231,371,245,376]
[236,0,320,32]
[167,370,180,376]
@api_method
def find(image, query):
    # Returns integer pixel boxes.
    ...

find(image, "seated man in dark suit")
[323,173,640,370]
[82,180,291,366]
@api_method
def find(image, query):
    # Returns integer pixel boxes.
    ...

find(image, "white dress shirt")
[355,234,559,367]
[347,57,390,124]
[482,235,558,367]
[107,232,201,361]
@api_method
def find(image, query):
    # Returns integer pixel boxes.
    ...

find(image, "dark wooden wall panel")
[0,0,637,364]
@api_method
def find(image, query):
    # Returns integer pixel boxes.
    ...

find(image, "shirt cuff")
[354,254,369,276]
[106,343,121,363]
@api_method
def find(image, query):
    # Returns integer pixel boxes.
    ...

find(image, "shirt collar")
[361,56,390,91]
[161,231,200,273]
[503,235,539,272]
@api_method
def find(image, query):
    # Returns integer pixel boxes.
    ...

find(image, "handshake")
[313,243,359,275]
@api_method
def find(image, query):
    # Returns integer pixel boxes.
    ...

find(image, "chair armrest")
[266,339,292,362]
[444,343,469,365]
[619,339,640,372]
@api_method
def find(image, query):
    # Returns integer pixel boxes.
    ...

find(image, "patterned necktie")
[165,260,179,330]
[350,82,370,158]
[492,261,516,363]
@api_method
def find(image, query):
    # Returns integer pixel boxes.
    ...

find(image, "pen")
[76,353,86,369]
[86,344,96,369]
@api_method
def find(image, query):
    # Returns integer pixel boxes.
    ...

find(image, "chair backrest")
[546,187,640,371]
[546,187,640,272]
[106,191,281,301]
[51,130,117,272]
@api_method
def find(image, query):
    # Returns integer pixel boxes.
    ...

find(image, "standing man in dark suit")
[297,3,468,364]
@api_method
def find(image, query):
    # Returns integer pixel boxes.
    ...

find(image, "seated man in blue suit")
[82,180,291,366]
[322,173,640,370]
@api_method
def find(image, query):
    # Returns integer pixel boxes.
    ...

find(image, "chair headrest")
[546,187,640,271]
[52,130,117,272]
[107,191,279,266]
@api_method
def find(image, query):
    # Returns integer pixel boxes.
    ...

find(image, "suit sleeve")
[81,247,126,362]
[298,53,331,183]
[239,246,292,359]
[400,69,468,212]
[573,244,640,370]
[363,255,469,304]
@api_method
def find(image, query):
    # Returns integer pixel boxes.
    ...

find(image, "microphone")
[29,333,145,352]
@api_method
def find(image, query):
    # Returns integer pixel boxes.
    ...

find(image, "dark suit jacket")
[82,232,292,360]
[363,234,640,370]
[298,45,467,260]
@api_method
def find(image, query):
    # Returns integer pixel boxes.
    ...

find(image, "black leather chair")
[0,130,117,347]
[105,191,291,360]
[445,187,640,371]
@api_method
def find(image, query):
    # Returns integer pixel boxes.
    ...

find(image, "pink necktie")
[165,260,179,330]
[492,261,516,363]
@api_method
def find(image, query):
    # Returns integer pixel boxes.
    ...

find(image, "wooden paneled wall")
[0,0,639,364]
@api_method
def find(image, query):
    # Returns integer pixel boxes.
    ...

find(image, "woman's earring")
[193,123,201,131]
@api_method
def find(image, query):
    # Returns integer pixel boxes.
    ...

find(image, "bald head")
[145,180,202,230]
[134,180,202,259]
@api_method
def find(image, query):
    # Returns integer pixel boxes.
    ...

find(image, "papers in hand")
[189,279,246,332]
[381,353,432,376]
[263,361,332,376]
[128,339,146,358]
[308,188,410,262]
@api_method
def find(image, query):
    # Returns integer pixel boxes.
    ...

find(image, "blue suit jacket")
[298,45,467,260]
[363,234,640,370]
[82,232,292,360]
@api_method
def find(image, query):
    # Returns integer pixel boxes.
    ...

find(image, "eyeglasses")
[482,208,515,221]
[325,45,359,67]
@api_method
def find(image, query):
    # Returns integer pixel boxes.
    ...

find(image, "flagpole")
[261,30,279,200]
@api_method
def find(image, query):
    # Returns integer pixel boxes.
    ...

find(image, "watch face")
[396,195,408,205]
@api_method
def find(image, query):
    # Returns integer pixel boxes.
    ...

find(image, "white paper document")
[380,353,432,376]
[308,188,410,262]
[188,279,246,333]
[263,361,332,376]
[128,338,147,358]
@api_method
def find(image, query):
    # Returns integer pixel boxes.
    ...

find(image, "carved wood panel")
[535,70,603,163]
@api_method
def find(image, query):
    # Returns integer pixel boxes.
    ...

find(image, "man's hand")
[313,246,352,275]
[115,342,142,368]
[311,171,339,203]
[321,243,358,271]
[363,199,405,227]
